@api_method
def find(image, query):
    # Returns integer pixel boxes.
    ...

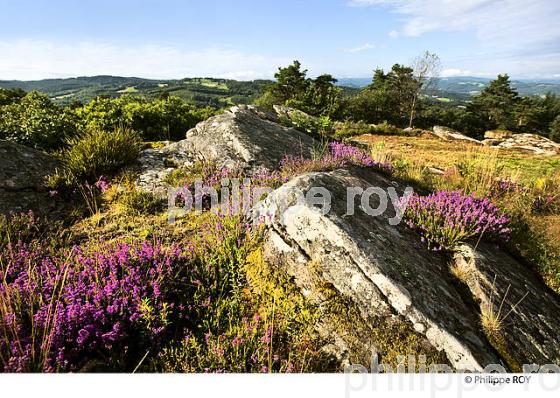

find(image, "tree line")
[257,56,560,141]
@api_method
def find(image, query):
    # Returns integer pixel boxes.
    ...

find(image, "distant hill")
[338,76,560,97]
[0,76,272,108]
[2,75,559,107]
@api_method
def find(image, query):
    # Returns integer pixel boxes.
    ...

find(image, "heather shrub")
[402,190,511,250]
[0,240,189,371]
[0,211,41,250]
[281,141,393,176]
[154,235,326,373]
[167,161,287,215]
[63,126,142,180]
[156,313,291,373]
[0,213,323,372]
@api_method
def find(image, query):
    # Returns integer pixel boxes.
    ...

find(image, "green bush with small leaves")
[0,91,78,150]
[63,126,142,180]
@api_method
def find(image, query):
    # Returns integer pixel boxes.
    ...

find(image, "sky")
[0,0,559,81]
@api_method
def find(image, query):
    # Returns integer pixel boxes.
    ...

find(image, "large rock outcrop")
[0,140,61,216]
[482,132,560,156]
[252,167,560,371]
[135,105,317,195]
[185,105,316,168]
[429,126,483,145]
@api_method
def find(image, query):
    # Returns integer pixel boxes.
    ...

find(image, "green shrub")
[333,120,372,139]
[45,168,79,194]
[73,95,215,141]
[0,91,78,150]
[64,126,142,180]
[282,109,333,138]
[118,188,162,216]
[333,120,411,139]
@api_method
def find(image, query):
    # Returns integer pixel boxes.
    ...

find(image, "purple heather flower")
[94,176,110,193]
[402,190,511,250]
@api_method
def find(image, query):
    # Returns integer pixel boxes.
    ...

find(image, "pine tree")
[469,74,519,131]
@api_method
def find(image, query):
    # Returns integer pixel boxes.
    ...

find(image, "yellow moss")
[316,282,448,369]
[244,248,318,328]
[484,329,522,372]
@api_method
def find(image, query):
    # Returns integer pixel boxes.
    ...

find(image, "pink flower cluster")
[0,240,191,372]
[281,141,394,175]
[402,190,511,250]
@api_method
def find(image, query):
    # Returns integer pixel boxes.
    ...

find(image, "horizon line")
[2,74,560,83]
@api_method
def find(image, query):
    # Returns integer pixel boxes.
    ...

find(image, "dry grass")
[356,133,560,181]
[357,133,560,293]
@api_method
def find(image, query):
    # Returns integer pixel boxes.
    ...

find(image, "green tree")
[408,51,441,128]
[469,74,519,131]
[515,93,560,135]
[347,64,419,126]
[550,115,560,142]
[0,88,26,106]
[386,64,419,125]
[302,74,341,117]
[257,61,341,117]
[0,91,77,150]
[268,60,310,105]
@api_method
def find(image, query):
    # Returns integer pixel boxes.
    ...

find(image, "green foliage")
[344,71,560,140]
[73,95,215,141]
[283,110,334,138]
[63,126,142,180]
[333,120,410,139]
[513,94,560,140]
[550,115,560,142]
[118,188,162,216]
[257,61,342,117]
[417,104,484,138]
[270,60,309,105]
[0,87,25,106]
[0,91,77,150]
[343,65,419,127]
[45,168,79,196]
[0,90,216,150]
[469,74,519,131]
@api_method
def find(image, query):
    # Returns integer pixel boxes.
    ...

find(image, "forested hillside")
[0,76,271,108]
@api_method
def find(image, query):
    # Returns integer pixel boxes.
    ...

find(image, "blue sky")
[0,0,559,80]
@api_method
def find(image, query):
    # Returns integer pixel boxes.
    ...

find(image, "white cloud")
[348,0,560,46]
[345,42,376,53]
[0,40,289,80]
[440,68,471,77]
[388,30,399,38]
[348,0,560,78]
